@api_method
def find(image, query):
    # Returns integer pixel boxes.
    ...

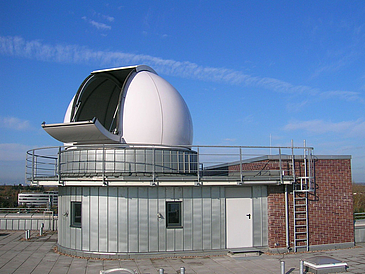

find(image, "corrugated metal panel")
[108,187,118,252]
[192,187,203,250]
[99,187,108,251]
[89,187,99,251]
[202,187,212,250]
[58,186,233,254]
[82,187,90,251]
[174,187,184,251]
[261,187,268,246]
[139,187,149,252]
[64,187,71,249]
[128,187,138,252]
[211,187,222,249]
[183,187,193,250]
[252,186,268,247]
[70,187,76,249]
[118,187,128,251]
[157,187,166,251]
[148,187,158,252]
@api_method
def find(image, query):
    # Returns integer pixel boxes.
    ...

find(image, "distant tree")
[353,183,365,213]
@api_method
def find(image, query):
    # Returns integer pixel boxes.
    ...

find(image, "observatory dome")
[43,65,193,147]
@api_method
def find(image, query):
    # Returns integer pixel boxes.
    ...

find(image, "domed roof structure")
[43,65,193,147]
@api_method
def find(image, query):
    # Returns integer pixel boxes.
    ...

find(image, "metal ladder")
[293,183,309,252]
[292,142,314,252]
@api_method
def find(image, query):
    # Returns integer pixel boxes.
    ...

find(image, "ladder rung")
[294,239,307,242]
[295,218,307,221]
[295,225,307,228]
[295,231,307,234]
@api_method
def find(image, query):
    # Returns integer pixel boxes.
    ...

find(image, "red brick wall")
[232,157,354,248]
[308,158,353,247]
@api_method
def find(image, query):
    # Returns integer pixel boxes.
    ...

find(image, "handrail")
[354,212,365,220]
[26,144,315,185]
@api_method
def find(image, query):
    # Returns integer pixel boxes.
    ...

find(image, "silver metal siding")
[211,187,222,249]
[82,187,90,251]
[183,187,193,250]
[98,187,108,251]
[252,186,268,247]
[202,187,212,250]
[128,187,138,252]
[118,187,128,251]
[89,187,99,251]
[139,187,149,252]
[158,187,166,251]
[108,187,118,252]
[192,187,203,250]
[148,187,159,252]
[59,186,230,254]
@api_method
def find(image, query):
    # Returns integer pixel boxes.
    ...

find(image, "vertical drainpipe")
[285,184,290,250]
[280,147,290,250]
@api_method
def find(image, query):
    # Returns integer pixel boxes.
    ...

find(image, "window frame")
[166,201,183,228]
[71,201,82,228]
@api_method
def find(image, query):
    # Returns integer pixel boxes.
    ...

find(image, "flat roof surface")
[0,231,364,273]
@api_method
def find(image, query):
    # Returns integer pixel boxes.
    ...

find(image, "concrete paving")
[0,231,364,273]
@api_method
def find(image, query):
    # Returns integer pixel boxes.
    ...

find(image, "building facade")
[26,65,354,258]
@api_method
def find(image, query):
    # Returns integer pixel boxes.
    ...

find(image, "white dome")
[121,71,193,146]
[45,66,193,147]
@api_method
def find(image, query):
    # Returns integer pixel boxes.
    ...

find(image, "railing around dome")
[26,144,314,186]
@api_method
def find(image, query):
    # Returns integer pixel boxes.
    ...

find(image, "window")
[166,201,182,228]
[71,202,82,228]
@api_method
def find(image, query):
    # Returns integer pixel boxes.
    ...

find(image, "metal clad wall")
[82,187,90,251]
[58,186,232,254]
[148,187,158,252]
[108,187,118,252]
[128,187,138,252]
[139,187,148,252]
[99,187,108,251]
[192,187,203,250]
[252,186,268,247]
[183,187,193,250]
[89,187,99,251]
[118,187,128,251]
[202,187,212,250]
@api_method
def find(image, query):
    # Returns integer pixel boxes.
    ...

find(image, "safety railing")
[355,212,365,220]
[26,144,314,185]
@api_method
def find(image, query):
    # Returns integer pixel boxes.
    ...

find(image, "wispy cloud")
[0,116,31,131]
[0,35,363,104]
[284,118,365,137]
[82,16,111,30]
[102,15,114,22]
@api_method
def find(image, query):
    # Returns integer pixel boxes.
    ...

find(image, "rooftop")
[1,231,364,273]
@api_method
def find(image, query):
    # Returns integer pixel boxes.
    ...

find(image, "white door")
[226,187,252,248]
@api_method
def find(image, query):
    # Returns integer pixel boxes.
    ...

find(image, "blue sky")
[0,1,364,184]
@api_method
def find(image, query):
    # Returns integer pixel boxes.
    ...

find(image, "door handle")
[246,214,251,219]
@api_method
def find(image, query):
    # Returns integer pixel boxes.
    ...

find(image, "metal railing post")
[31,149,35,183]
[102,145,106,185]
[279,148,283,184]
[153,147,155,184]
[239,147,243,185]
[58,147,62,184]
[280,261,285,274]
[196,147,200,185]
[299,260,304,274]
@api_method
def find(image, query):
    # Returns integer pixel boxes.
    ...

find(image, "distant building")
[18,191,58,207]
